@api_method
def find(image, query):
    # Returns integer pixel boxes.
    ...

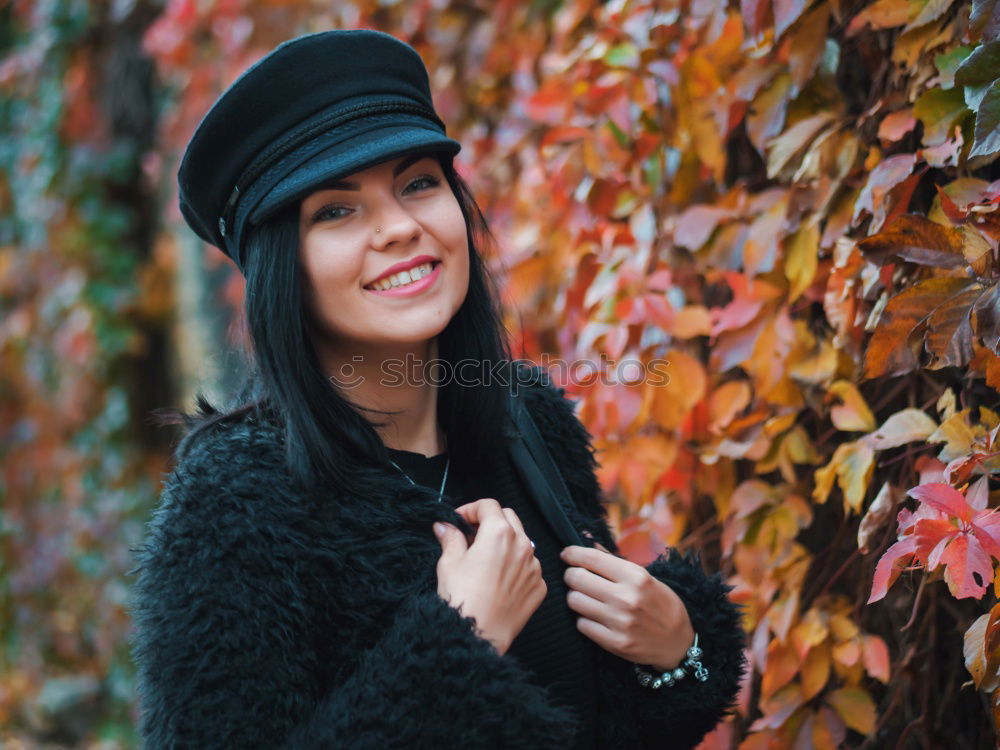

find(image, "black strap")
[506,390,588,549]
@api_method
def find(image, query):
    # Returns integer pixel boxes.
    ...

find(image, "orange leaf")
[709,380,753,433]
[761,639,799,702]
[649,350,707,430]
[879,109,917,141]
[925,283,981,369]
[862,634,890,683]
[812,706,848,750]
[847,0,910,34]
[857,214,967,268]
[863,277,978,379]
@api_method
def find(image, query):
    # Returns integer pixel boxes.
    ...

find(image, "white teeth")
[369,262,435,291]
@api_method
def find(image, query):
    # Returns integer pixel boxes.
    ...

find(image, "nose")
[370,198,421,251]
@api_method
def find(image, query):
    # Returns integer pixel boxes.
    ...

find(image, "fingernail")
[433,522,446,537]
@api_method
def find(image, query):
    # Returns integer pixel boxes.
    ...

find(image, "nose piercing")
[375,227,381,234]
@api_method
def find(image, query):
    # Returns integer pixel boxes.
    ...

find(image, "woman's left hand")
[560,543,696,672]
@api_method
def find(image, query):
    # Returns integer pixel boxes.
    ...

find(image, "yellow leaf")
[827,687,877,736]
[928,407,1000,462]
[813,440,875,514]
[789,338,838,385]
[791,608,829,659]
[862,408,938,450]
[784,222,820,301]
[801,643,831,701]
[827,381,876,432]
[937,388,957,421]
[829,613,861,641]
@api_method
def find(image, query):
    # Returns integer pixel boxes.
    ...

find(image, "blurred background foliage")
[2,0,1000,747]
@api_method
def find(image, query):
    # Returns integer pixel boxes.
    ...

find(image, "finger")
[453,498,503,526]
[501,508,527,537]
[433,522,468,560]
[574,616,625,657]
[565,589,617,629]
[560,545,634,582]
[563,565,617,602]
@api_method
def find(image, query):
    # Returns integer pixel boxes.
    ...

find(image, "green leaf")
[604,42,639,68]
[935,46,972,88]
[914,87,969,145]
[965,81,994,110]
[971,79,1000,158]
[955,41,1000,86]
[606,119,630,148]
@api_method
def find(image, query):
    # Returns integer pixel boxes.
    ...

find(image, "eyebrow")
[312,153,432,192]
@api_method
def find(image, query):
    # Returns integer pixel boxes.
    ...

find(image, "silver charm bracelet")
[633,632,709,689]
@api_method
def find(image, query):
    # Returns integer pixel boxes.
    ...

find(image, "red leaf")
[869,535,919,603]
[940,533,993,599]
[908,483,972,522]
[936,184,969,222]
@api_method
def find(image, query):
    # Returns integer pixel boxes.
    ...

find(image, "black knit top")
[386,445,600,750]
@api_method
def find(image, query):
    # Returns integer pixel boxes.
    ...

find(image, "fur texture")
[130,373,747,748]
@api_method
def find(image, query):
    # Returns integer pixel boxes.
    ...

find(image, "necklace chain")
[388,454,450,503]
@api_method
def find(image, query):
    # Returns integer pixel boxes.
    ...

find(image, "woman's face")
[297,153,470,352]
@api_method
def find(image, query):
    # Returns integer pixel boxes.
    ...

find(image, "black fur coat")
[130,376,747,748]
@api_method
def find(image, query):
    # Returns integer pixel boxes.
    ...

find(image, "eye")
[402,174,440,194]
[311,204,352,223]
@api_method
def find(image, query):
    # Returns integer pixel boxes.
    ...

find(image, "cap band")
[219,97,441,239]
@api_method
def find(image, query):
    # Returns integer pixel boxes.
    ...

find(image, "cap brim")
[246,125,461,227]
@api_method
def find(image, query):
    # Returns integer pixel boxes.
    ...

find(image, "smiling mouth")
[364,261,440,291]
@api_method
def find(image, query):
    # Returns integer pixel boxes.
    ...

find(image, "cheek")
[440,202,470,267]
[299,239,364,301]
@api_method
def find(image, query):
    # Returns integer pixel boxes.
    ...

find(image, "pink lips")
[364,261,442,298]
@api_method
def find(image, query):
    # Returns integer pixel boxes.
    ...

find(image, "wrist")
[648,585,696,672]
[634,632,709,690]
[471,618,510,656]
[649,613,696,672]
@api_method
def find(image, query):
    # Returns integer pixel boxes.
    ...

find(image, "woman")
[131,29,747,749]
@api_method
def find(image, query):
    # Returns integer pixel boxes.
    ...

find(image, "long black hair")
[155,154,516,493]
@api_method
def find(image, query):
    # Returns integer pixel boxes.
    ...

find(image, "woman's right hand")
[433,498,546,656]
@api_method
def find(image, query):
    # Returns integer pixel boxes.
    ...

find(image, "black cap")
[177,29,461,272]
